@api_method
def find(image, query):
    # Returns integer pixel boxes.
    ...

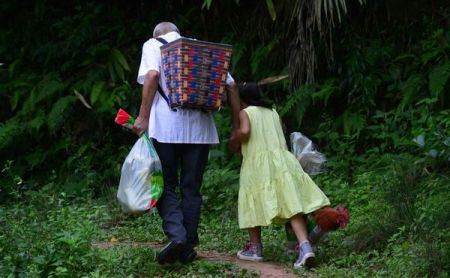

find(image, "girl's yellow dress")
[238,106,330,229]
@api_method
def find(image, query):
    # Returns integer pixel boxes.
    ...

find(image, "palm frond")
[288,0,363,87]
[258,75,289,85]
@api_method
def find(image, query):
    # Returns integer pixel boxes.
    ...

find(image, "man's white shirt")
[137,31,234,144]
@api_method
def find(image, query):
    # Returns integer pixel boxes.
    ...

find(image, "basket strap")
[154,37,176,111]
[155,37,168,44]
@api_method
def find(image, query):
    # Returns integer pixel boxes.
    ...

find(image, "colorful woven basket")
[160,38,233,111]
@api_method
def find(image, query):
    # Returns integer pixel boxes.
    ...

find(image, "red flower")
[149,199,157,209]
[115,108,133,125]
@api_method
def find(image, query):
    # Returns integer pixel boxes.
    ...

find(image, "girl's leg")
[237,226,263,261]
[289,214,308,243]
[247,227,261,243]
[290,214,315,269]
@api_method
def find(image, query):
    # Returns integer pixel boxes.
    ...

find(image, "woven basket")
[161,38,233,111]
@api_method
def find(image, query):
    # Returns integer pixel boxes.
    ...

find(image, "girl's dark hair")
[238,82,272,108]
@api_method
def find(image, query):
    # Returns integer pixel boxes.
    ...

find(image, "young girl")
[229,82,331,269]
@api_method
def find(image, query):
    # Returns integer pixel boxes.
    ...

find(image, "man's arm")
[132,70,159,136]
[227,82,240,131]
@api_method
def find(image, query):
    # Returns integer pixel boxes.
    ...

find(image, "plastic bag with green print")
[115,109,163,213]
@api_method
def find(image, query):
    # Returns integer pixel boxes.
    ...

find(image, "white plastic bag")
[290,132,326,175]
[117,135,163,214]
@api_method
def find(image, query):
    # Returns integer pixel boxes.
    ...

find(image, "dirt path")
[92,241,298,278]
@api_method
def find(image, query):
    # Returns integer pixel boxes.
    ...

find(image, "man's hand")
[132,116,148,137]
[228,131,241,154]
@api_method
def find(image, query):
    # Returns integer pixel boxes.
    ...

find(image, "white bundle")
[117,136,162,214]
[290,132,326,175]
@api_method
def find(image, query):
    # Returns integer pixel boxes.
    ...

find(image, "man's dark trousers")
[153,140,209,248]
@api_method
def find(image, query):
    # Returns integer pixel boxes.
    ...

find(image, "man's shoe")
[157,240,185,265]
[179,246,197,264]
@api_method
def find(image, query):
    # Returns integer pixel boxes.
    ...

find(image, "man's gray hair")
[153,22,180,38]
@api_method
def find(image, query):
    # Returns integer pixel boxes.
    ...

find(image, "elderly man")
[133,22,240,264]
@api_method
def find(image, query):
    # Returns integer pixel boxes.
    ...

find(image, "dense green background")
[1,0,449,276]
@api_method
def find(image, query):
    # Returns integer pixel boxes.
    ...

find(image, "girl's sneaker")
[237,241,263,262]
[294,241,315,269]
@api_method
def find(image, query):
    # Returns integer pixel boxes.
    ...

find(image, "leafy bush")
[201,165,240,215]
[0,1,449,276]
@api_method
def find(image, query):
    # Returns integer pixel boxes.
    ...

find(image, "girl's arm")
[236,110,251,142]
[228,110,251,153]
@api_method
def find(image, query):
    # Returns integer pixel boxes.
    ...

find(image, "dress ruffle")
[238,148,330,229]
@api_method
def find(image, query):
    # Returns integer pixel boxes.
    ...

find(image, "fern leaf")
[107,60,116,83]
[28,109,46,132]
[47,96,76,130]
[0,118,23,150]
[90,81,105,105]
[20,88,38,117]
[250,39,278,75]
[429,61,450,98]
[20,76,65,116]
[9,76,35,111]
[26,149,47,168]
[312,82,335,106]
[399,74,424,111]
[342,110,366,138]
[113,60,125,81]
[279,86,308,116]
[111,49,130,71]
[35,77,65,103]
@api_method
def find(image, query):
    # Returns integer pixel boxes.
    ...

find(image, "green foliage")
[108,49,131,83]
[0,1,143,200]
[265,0,276,21]
[314,153,449,276]
[2,153,448,276]
[47,96,77,130]
[0,1,449,276]
[202,166,239,215]
[398,73,425,111]
[0,192,254,277]
[250,38,279,76]
[0,119,22,150]
[0,193,104,276]
[429,62,450,98]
